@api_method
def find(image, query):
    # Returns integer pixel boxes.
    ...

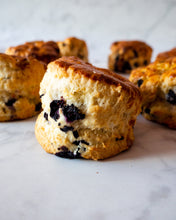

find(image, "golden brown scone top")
[57,37,88,62]
[49,56,141,98]
[111,40,152,56]
[6,41,61,64]
[155,48,176,62]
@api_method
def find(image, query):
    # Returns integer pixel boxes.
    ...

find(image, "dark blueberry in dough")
[80,140,89,145]
[50,99,65,121]
[166,89,176,105]
[143,60,148,65]
[72,140,89,146]
[62,104,85,122]
[134,62,139,68]
[44,112,48,121]
[133,50,138,58]
[40,94,44,98]
[122,61,132,72]
[114,56,120,72]
[55,146,81,159]
[144,108,151,114]
[137,79,143,87]
[60,126,74,132]
[35,102,42,111]
[73,130,79,139]
[115,136,124,141]
[5,98,16,106]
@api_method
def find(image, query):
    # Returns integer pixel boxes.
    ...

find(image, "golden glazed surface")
[130,57,176,129]
[35,56,141,160]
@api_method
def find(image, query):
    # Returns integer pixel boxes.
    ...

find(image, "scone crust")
[35,57,141,160]
[57,37,88,62]
[155,48,176,62]
[0,53,45,121]
[130,57,176,128]
[108,40,152,73]
[6,41,61,64]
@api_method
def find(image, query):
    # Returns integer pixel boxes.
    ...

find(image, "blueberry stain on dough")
[145,108,151,114]
[40,94,44,98]
[114,56,119,72]
[133,50,138,58]
[55,146,82,159]
[122,61,132,72]
[137,79,143,87]
[73,130,79,139]
[166,90,176,105]
[44,112,48,121]
[72,140,89,146]
[35,102,42,111]
[60,126,74,132]
[134,62,139,68]
[143,60,148,65]
[5,98,16,106]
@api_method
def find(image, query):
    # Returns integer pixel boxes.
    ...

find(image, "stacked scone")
[35,56,141,160]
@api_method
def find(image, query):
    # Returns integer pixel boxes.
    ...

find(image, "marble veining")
[0,0,176,219]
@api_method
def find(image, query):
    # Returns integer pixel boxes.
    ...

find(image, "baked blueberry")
[55,146,81,159]
[137,79,143,87]
[44,112,48,121]
[62,104,85,122]
[73,130,79,139]
[5,98,16,106]
[50,99,65,121]
[166,90,176,105]
[60,126,74,132]
[35,102,42,111]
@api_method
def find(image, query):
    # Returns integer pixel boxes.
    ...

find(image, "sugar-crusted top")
[49,56,141,98]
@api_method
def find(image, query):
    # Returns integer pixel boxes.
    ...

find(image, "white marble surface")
[0,0,176,220]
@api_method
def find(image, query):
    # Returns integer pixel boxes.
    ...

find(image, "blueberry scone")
[155,48,176,62]
[130,57,176,129]
[6,41,61,65]
[0,53,46,121]
[57,37,88,62]
[108,41,152,73]
[35,56,141,160]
